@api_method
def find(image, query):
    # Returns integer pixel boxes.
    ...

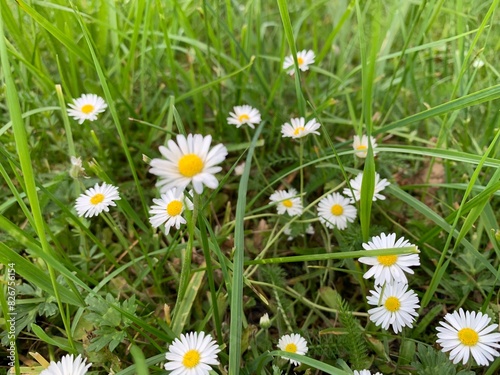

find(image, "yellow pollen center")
[182,349,201,369]
[90,193,104,205]
[178,154,204,177]
[282,199,293,208]
[285,343,298,353]
[166,200,183,216]
[356,145,367,150]
[297,57,304,65]
[81,104,95,114]
[293,126,305,136]
[377,255,398,266]
[384,296,401,312]
[458,328,479,346]
[238,114,250,122]
[331,204,344,216]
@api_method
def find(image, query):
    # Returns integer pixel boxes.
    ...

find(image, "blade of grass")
[228,120,264,374]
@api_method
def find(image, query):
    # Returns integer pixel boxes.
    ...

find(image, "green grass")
[1,0,500,374]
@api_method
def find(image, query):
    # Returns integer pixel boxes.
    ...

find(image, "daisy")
[281,117,321,139]
[40,354,91,375]
[354,370,382,375]
[353,135,378,158]
[164,331,220,375]
[149,188,194,234]
[227,105,261,129]
[277,333,309,366]
[67,93,107,124]
[436,308,500,366]
[283,49,315,75]
[367,282,420,334]
[269,188,303,216]
[358,232,420,285]
[317,192,357,230]
[149,134,228,194]
[75,182,120,218]
[342,172,390,203]
[283,223,315,241]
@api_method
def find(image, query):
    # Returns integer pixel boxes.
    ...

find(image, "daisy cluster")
[60,43,500,374]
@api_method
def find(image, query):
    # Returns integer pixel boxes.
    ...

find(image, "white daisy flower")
[353,135,378,158]
[277,333,309,366]
[164,331,220,375]
[75,182,121,218]
[40,354,91,375]
[317,192,357,230]
[358,232,420,285]
[283,49,315,75]
[149,134,228,194]
[67,93,107,124]
[354,370,382,375]
[227,105,261,129]
[260,313,271,329]
[342,172,390,203]
[436,308,500,366]
[281,117,321,139]
[367,282,420,334]
[472,58,485,69]
[269,188,303,216]
[149,188,194,234]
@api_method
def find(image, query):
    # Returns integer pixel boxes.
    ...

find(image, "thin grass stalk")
[228,121,265,374]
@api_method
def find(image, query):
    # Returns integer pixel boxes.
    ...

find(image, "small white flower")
[234,162,246,176]
[283,50,315,75]
[277,333,309,366]
[367,282,420,334]
[149,188,194,234]
[358,232,420,285]
[353,135,378,158]
[75,182,120,218]
[269,188,303,216]
[354,370,382,375]
[281,117,320,139]
[164,331,220,375]
[284,223,314,241]
[67,93,107,124]
[227,105,261,129]
[317,192,357,230]
[150,134,228,194]
[437,308,500,366]
[260,313,271,329]
[305,224,315,235]
[342,172,390,203]
[40,354,91,375]
[69,156,85,179]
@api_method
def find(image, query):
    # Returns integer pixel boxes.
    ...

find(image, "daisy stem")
[299,138,304,206]
[176,192,199,305]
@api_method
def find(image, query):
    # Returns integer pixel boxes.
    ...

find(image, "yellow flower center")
[297,57,304,66]
[377,255,398,266]
[285,343,298,353]
[90,193,104,205]
[458,328,479,346]
[293,126,305,136]
[182,349,201,369]
[238,114,250,122]
[81,104,95,114]
[282,199,293,208]
[356,145,367,150]
[166,200,183,216]
[178,154,204,177]
[384,296,401,312]
[331,204,344,216]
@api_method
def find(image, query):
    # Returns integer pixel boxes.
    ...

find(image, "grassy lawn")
[1,0,500,374]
